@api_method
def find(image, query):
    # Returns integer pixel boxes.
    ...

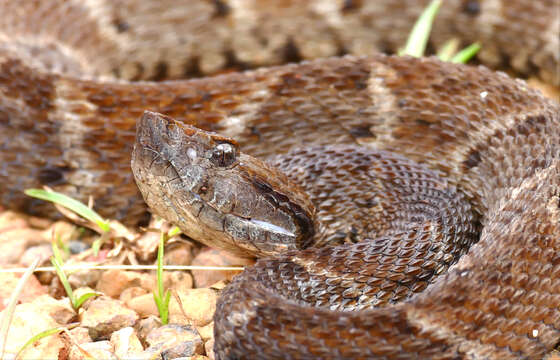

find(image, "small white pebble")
[187,147,197,160]
[480,91,488,99]
[532,329,539,337]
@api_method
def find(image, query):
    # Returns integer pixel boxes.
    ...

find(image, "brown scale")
[266,146,480,308]
[2,52,553,224]
[7,0,558,81]
[0,0,558,223]
[130,103,560,359]
[214,165,560,359]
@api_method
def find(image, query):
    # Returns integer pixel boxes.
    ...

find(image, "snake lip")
[186,187,296,239]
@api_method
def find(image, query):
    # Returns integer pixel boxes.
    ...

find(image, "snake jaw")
[132,111,316,257]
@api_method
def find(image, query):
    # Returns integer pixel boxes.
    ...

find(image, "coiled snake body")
[1,0,559,359]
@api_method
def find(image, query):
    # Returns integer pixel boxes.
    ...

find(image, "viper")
[1,0,559,359]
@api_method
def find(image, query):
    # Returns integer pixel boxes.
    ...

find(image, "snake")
[1,0,559,359]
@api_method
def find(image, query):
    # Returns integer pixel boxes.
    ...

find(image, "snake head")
[132,111,315,257]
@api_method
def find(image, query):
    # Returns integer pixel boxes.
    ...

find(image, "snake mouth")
[185,187,298,253]
[249,219,295,237]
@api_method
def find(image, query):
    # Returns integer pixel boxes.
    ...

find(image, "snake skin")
[130,57,560,359]
[0,0,559,359]
[0,0,558,222]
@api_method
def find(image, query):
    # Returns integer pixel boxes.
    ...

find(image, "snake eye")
[210,142,237,167]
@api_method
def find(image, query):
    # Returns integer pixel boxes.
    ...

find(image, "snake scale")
[1,0,560,359]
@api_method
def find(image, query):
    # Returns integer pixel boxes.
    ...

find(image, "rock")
[110,326,144,358]
[80,297,139,340]
[133,230,161,262]
[67,240,89,254]
[48,273,68,299]
[164,271,193,291]
[43,220,77,243]
[0,211,29,231]
[144,324,204,358]
[0,271,47,311]
[67,326,92,344]
[96,269,154,298]
[125,293,158,318]
[97,269,192,298]
[0,228,39,265]
[83,248,112,262]
[169,288,219,326]
[119,286,148,302]
[164,242,195,266]
[190,248,253,288]
[31,294,76,324]
[11,333,64,360]
[196,322,214,342]
[0,217,78,266]
[128,288,218,327]
[19,244,52,267]
[40,221,76,243]
[0,296,67,358]
[65,328,97,359]
[527,78,560,101]
[205,338,215,360]
[67,264,102,289]
[36,266,56,285]
[209,280,229,291]
[26,214,53,229]
[135,315,162,343]
[69,340,117,360]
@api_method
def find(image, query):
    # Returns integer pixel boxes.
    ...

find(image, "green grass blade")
[437,38,460,62]
[25,189,110,232]
[74,292,100,309]
[168,226,181,237]
[50,244,75,308]
[51,242,64,264]
[153,293,161,309]
[153,232,171,324]
[153,290,171,325]
[0,259,41,359]
[153,292,168,325]
[162,290,171,324]
[399,0,442,57]
[157,232,165,298]
[450,42,481,63]
[91,240,102,256]
[51,258,75,308]
[15,327,64,360]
